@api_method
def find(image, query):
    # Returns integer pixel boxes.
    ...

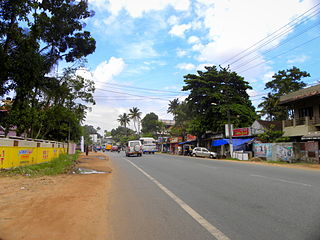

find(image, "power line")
[232,19,320,71]
[238,34,320,74]
[95,81,187,94]
[221,3,320,66]
[95,88,176,101]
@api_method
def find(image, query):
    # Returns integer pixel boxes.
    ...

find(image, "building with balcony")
[279,84,320,140]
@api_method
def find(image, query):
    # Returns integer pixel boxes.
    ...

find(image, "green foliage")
[258,66,310,120]
[257,125,289,143]
[0,0,96,141]
[0,152,79,177]
[111,126,136,146]
[129,107,142,134]
[181,66,256,137]
[141,112,162,137]
[117,113,130,128]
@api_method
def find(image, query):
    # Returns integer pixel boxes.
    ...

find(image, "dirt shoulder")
[0,152,112,240]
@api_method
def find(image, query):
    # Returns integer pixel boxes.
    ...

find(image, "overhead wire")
[232,19,320,71]
[221,3,320,66]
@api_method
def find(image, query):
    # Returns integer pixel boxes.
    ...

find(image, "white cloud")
[120,41,159,59]
[176,63,196,70]
[263,71,275,83]
[188,36,200,44]
[287,55,309,64]
[168,15,179,25]
[90,0,190,18]
[193,0,314,79]
[192,43,204,51]
[177,49,187,57]
[77,57,126,89]
[169,23,191,38]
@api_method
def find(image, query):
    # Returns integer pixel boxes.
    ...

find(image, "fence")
[0,138,73,169]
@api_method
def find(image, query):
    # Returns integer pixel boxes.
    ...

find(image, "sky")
[75,0,320,133]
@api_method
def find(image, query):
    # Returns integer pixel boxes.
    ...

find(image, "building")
[279,84,320,141]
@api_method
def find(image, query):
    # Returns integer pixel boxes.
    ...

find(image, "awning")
[302,132,320,140]
[178,140,196,145]
[212,138,254,146]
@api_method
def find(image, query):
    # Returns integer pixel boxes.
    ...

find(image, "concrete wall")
[253,142,319,163]
[0,139,69,169]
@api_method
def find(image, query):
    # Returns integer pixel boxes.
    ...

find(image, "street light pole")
[227,108,233,158]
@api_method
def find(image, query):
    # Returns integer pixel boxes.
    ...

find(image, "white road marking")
[251,174,312,187]
[124,158,230,240]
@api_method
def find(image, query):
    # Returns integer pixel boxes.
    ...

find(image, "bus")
[139,137,157,154]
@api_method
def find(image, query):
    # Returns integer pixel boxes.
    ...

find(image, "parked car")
[111,145,118,152]
[125,140,142,157]
[192,147,217,158]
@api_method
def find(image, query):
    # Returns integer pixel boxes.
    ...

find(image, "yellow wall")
[0,139,68,169]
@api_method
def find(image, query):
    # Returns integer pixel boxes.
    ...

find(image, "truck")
[139,137,157,154]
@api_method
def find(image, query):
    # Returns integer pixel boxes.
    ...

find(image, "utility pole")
[227,108,233,158]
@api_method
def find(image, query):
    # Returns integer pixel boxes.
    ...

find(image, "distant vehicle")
[139,137,157,154]
[192,147,217,159]
[96,146,102,151]
[125,140,142,157]
[111,145,118,152]
[106,144,112,151]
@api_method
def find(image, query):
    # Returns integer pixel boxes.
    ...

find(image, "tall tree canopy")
[182,66,256,137]
[0,0,96,141]
[258,66,310,120]
[141,112,162,137]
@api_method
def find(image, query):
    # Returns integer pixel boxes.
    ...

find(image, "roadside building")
[279,84,320,141]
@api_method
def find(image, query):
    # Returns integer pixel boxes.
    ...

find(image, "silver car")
[192,147,217,158]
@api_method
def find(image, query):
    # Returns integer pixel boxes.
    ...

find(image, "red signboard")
[233,128,250,137]
[186,134,197,141]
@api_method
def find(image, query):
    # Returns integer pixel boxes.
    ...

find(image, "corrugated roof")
[279,84,320,105]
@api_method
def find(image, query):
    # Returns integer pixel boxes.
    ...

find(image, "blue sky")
[76,0,320,132]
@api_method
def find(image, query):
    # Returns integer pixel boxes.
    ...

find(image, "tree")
[257,125,289,143]
[258,66,310,120]
[182,66,256,138]
[167,98,179,115]
[0,0,96,141]
[167,99,191,137]
[141,112,162,137]
[111,126,136,146]
[129,107,142,134]
[117,113,130,128]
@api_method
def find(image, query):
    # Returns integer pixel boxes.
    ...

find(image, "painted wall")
[0,139,68,169]
[253,143,272,158]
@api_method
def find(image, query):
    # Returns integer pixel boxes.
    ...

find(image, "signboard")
[186,134,197,141]
[233,127,251,137]
[169,137,183,143]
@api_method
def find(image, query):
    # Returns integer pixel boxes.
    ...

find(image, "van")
[125,140,142,157]
[139,137,157,154]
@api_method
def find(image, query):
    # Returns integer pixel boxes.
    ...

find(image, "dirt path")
[0,152,112,240]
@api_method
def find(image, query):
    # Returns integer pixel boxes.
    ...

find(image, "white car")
[192,147,217,159]
[125,140,142,157]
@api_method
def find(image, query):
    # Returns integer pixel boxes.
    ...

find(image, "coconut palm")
[129,107,142,134]
[117,113,130,128]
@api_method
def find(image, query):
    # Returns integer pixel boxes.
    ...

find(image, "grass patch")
[0,152,80,177]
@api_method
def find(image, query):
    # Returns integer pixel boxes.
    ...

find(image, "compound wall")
[0,138,68,169]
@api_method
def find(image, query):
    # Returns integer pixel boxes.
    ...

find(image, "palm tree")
[129,107,142,134]
[167,98,179,116]
[117,113,130,128]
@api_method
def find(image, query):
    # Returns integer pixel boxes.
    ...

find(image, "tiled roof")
[279,84,320,105]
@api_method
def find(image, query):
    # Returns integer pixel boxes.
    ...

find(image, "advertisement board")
[233,127,251,137]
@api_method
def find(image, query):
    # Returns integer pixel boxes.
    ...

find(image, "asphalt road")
[105,151,320,240]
